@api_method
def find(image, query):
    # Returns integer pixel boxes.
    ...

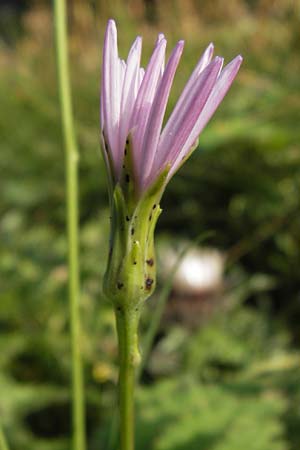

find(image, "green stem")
[0,425,9,450]
[115,307,140,450]
[53,2,86,450]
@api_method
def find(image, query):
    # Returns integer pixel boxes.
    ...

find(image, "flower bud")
[103,152,167,310]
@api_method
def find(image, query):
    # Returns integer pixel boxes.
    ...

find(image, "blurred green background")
[1,0,300,449]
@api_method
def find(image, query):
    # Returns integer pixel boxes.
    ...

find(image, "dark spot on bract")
[146,258,154,267]
[117,282,124,290]
[125,174,130,183]
[126,215,130,222]
[124,149,127,155]
[133,261,137,265]
[131,228,135,236]
[153,204,157,209]
[126,139,129,145]
[149,214,152,221]
[145,278,153,290]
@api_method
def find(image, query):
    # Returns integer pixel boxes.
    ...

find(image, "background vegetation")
[1,0,300,449]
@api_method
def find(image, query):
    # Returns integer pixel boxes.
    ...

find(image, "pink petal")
[156,33,165,44]
[130,37,167,171]
[118,36,142,175]
[138,68,145,87]
[168,43,214,122]
[153,57,223,175]
[169,55,243,178]
[140,40,184,188]
[101,20,121,173]
[156,33,166,74]
[119,59,126,91]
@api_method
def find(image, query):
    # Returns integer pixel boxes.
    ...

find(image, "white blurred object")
[163,246,225,295]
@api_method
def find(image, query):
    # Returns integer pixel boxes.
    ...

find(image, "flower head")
[100,20,242,307]
[100,19,242,199]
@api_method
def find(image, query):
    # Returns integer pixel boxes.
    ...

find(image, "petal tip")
[105,19,117,42]
[214,56,224,66]
[230,55,243,71]
[157,33,165,42]
[135,36,143,52]
[107,18,116,28]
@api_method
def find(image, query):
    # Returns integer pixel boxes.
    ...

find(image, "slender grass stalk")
[53,2,86,450]
[0,425,9,450]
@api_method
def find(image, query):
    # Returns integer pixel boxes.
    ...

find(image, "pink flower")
[100,19,242,197]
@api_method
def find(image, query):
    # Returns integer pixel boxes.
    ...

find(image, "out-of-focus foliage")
[1,0,300,449]
[136,377,286,450]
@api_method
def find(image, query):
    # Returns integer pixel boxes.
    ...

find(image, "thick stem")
[115,307,141,450]
[53,2,86,450]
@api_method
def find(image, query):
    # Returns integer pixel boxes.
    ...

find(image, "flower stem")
[115,306,141,450]
[53,2,86,450]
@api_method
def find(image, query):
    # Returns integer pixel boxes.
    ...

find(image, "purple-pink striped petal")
[118,36,142,177]
[169,55,243,178]
[167,43,214,124]
[140,40,184,189]
[101,20,121,174]
[153,56,223,176]
[130,37,167,171]
[156,33,166,75]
